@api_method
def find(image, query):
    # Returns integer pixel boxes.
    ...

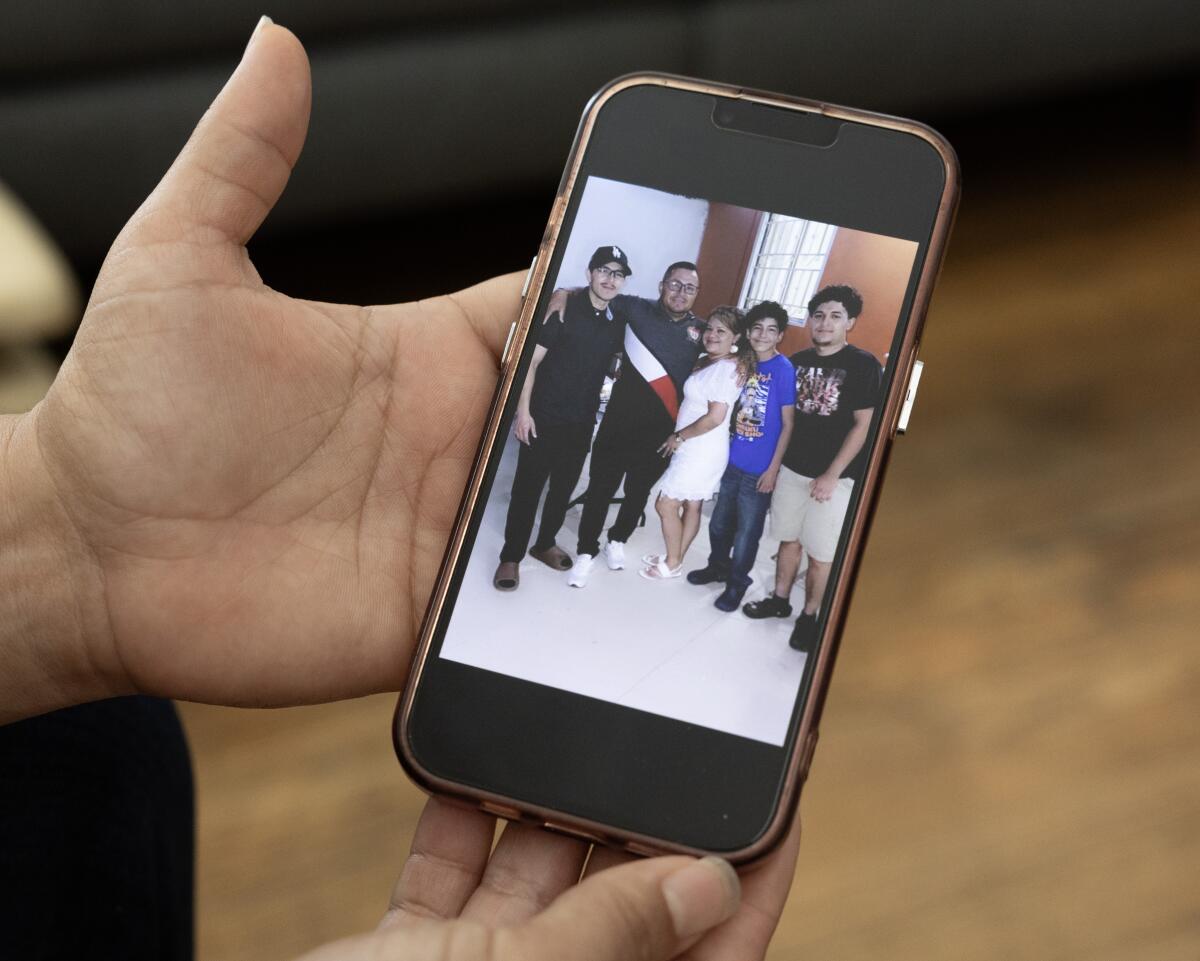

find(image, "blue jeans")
[706,464,773,590]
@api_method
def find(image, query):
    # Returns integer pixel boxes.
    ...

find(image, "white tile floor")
[441,431,809,746]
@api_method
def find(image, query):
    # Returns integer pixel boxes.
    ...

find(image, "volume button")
[520,254,538,299]
[501,322,517,365]
[896,360,925,435]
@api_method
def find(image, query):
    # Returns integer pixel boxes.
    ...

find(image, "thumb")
[121,17,310,252]
[507,855,740,961]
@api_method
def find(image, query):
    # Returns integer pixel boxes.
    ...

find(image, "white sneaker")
[603,540,626,571]
[567,553,596,588]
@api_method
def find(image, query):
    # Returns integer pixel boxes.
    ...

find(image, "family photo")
[440,176,919,745]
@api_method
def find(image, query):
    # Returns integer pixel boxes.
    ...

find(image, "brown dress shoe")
[493,561,520,591]
[528,545,572,570]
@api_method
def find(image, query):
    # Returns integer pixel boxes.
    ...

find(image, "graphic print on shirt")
[796,365,847,417]
[734,371,774,442]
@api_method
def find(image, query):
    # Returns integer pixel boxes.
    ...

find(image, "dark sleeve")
[0,697,195,961]
[611,294,651,324]
[535,310,563,350]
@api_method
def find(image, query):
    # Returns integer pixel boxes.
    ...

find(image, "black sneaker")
[789,612,818,650]
[686,566,726,585]
[742,594,793,619]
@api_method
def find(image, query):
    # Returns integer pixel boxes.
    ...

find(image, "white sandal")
[641,553,664,566]
[638,559,682,580]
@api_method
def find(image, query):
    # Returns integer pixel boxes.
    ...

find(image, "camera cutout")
[711,98,842,148]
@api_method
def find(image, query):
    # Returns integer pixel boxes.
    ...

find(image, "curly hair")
[745,300,789,331]
[807,284,863,319]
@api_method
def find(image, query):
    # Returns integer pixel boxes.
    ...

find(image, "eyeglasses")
[593,266,627,280]
[665,280,699,295]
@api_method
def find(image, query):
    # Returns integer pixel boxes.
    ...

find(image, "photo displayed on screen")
[440,175,919,746]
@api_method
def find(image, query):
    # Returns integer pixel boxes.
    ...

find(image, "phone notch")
[711,97,841,148]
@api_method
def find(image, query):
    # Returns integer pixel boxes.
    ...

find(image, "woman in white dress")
[640,306,756,579]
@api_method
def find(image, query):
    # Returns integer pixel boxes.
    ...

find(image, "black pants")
[576,415,672,557]
[501,422,593,563]
[0,697,194,961]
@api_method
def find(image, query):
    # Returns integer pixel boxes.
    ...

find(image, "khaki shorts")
[770,465,853,563]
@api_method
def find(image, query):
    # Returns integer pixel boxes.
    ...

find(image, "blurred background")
[2,2,1199,959]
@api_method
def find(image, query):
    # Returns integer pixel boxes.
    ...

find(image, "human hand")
[810,471,839,502]
[297,795,801,961]
[16,21,523,712]
[514,408,537,445]
[543,288,568,321]
[756,466,779,493]
[658,433,682,457]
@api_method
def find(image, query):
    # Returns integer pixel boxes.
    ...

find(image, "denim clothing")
[706,463,773,590]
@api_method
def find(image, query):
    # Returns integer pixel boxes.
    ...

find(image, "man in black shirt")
[567,262,705,587]
[742,285,882,649]
[494,246,630,590]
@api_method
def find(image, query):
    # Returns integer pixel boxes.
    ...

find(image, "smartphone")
[395,74,958,863]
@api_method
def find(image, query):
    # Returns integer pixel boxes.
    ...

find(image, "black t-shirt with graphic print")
[530,289,625,429]
[783,344,882,482]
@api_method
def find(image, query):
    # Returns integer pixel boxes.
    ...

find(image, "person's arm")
[543,288,575,321]
[514,344,548,444]
[658,400,730,456]
[756,404,794,493]
[0,415,119,723]
[810,407,872,501]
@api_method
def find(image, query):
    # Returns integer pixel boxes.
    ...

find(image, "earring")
[730,344,739,353]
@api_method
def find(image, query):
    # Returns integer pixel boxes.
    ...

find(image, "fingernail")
[247,14,273,50]
[661,856,741,940]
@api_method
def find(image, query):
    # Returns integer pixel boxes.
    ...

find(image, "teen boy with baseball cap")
[493,247,630,590]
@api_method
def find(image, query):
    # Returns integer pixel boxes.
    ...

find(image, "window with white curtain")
[740,215,837,325]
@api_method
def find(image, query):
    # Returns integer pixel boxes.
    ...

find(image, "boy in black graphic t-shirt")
[742,285,882,650]
[494,247,629,591]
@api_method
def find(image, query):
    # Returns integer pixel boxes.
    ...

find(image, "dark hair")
[699,305,756,385]
[662,261,700,283]
[807,284,863,319]
[745,300,789,331]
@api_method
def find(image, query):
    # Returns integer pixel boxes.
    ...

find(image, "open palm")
[34,24,518,706]
[23,23,802,959]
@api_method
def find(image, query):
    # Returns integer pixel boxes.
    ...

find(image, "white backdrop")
[554,177,709,296]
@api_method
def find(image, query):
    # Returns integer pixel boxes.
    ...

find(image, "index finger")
[380,796,495,928]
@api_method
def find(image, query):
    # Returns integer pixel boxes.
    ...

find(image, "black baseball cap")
[588,245,632,276]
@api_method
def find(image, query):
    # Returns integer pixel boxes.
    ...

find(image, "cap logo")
[612,246,622,259]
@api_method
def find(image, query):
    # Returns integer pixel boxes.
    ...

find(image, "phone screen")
[404,82,948,853]
[442,173,916,746]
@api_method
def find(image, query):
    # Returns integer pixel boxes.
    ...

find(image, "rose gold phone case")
[395,72,960,864]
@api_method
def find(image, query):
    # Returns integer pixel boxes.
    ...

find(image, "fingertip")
[661,857,741,940]
[237,16,312,161]
[126,15,314,251]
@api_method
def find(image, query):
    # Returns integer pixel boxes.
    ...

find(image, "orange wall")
[694,204,763,317]
[778,227,918,364]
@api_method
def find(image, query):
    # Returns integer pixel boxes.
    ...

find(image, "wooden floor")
[178,156,1200,961]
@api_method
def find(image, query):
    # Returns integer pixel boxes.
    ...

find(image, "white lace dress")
[657,358,742,501]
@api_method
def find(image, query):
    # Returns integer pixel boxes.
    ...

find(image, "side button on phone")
[542,820,605,844]
[501,322,517,366]
[480,800,523,820]
[896,359,925,434]
[520,254,538,299]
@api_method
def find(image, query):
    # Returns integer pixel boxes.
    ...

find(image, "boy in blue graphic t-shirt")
[688,301,796,611]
